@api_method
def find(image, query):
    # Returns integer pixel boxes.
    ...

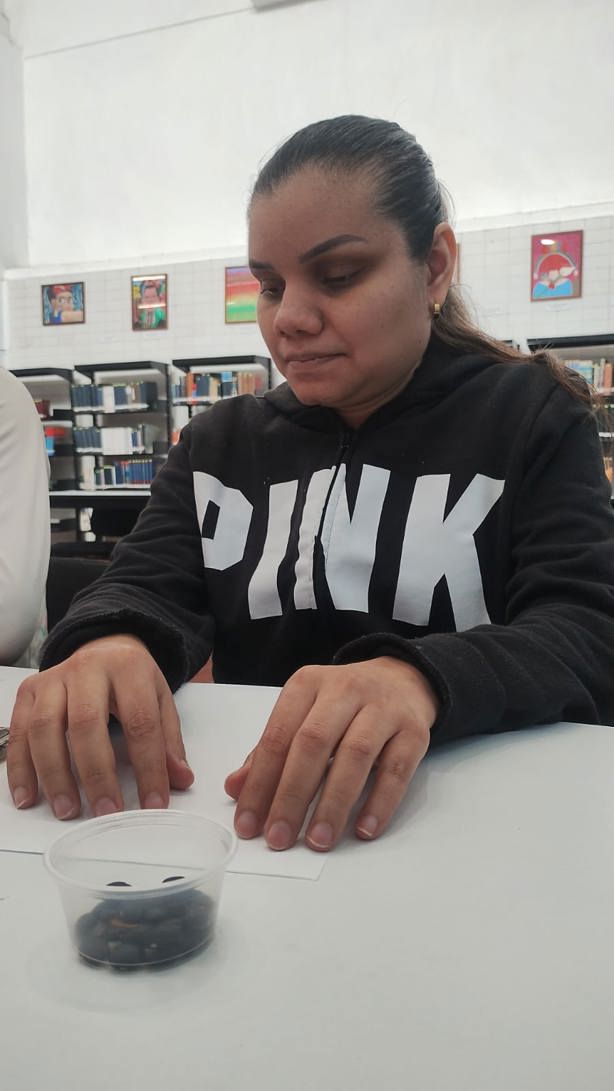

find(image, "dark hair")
[251,115,592,408]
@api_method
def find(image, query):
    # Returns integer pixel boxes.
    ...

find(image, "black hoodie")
[41,344,614,745]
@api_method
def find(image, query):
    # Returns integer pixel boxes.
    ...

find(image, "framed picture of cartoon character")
[131,273,168,330]
[41,282,85,325]
[531,231,583,301]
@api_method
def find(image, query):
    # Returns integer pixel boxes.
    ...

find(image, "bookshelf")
[13,356,272,546]
[527,334,614,488]
[12,368,79,541]
[171,355,271,442]
[12,367,77,486]
[71,361,171,491]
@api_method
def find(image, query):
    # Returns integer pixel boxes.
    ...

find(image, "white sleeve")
[0,369,51,664]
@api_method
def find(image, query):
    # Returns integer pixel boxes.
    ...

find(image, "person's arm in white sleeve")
[0,369,50,665]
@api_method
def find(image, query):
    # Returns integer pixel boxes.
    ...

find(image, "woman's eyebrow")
[249,234,368,272]
[298,234,368,263]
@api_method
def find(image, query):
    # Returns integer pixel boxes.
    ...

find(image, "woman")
[8,116,614,852]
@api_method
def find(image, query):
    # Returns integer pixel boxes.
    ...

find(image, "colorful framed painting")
[225,265,259,324]
[531,231,582,301]
[41,281,85,325]
[131,273,168,330]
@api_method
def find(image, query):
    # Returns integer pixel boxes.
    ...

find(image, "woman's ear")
[426,223,457,302]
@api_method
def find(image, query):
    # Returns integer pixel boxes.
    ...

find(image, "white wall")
[6,251,270,370]
[10,0,614,267]
[6,207,614,373]
[0,0,28,364]
[3,0,614,372]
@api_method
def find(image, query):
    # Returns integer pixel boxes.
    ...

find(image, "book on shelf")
[94,460,156,487]
[171,369,265,401]
[565,358,614,391]
[72,380,160,411]
[74,423,155,454]
[79,459,156,489]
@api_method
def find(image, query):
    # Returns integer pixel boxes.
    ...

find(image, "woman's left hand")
[224,656,439,852]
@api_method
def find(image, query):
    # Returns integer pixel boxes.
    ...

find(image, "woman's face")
[249,167,446,428]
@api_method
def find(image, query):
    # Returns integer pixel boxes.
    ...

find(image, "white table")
[1,667,613,1090]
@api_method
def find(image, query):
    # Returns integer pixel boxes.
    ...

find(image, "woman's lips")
[285,353,343,366]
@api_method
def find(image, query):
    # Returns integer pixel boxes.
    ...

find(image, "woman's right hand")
[6,634,194,819]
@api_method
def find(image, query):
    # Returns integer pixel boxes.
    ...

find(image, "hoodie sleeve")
[40,433,214,689]
[334,392,614,744]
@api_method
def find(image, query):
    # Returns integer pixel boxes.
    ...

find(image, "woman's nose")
[273,290,323,337]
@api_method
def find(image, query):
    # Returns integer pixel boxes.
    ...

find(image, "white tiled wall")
[460,213,614,347]
[5,209,614,373]
[6,256,270,372]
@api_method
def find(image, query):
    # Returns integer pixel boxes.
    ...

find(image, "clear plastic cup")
[44,810,236,969]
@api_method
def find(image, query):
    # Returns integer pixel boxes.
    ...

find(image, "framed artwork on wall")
[131,273,168,330]
[41,282,85,325]
[531,231,583,301]
[225,265,259,324]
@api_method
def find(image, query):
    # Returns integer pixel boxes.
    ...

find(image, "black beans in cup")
[75,879,214,969]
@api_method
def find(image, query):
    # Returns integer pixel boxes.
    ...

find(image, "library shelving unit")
[527,334,614,491]
[12,367,79,542]
[527,333,614,368]
[171,355,272,441]
[71,360,172,492]
[13,367,77,486]
[15,356,272,547]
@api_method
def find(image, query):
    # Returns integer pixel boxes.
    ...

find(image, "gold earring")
[432,302,441,318]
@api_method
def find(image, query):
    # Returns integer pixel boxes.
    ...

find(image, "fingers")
[260,697,359,851]
[7,678,40,810]
[7,636,193,820]
[232,659,435,853]
[233,675,319,845]
[9,674,81,818]
[109,666,193,811]
[66,672,121,817]
[224,749,255,800]
[159,683,194,792]
[304,708,382,851]
[350,728,428,842]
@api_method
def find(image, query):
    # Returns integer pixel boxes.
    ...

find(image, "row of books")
[74,424,155,454]
[72,381,159,410]
[171,370,264,401]
[566,358,614,391]
[80,460,158,488]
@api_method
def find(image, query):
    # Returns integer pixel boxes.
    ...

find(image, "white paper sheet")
[0,671,327,880]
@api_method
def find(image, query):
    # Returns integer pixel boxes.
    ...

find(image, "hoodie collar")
[263,339,492,435]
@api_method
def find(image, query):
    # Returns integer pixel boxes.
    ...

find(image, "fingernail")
[356,814,378,839]
[307,821,334,851]
[53,794,77,820]
[178,759,194,785]
[13,786,30,809]
[94,797,118,817]
[235,810,258,839]
[266,819,292,851]
[144,791,165,809]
